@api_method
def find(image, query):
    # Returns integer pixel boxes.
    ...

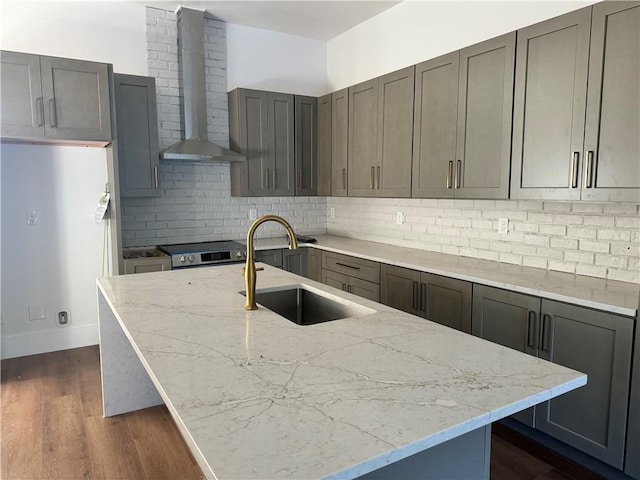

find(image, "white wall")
[227,23,327,95]
[327,0,599,89]
[1,145,109,359]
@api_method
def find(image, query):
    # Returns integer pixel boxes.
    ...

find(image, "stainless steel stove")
[157,240,246,269]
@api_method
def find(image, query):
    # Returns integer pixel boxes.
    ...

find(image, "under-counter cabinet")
[229,89,295,196]
[380,264,472,333]
[255,248,307,277]
[306,248,322,282]
[316,94,332,196]
[348,66,414,198]
[511,3,640,202]
[472,284,634,469]
[114,74,160,197]
[123,249,171,274]
[331,88,349,196]
[412,34,514,199]
[321,251,380,302]
[1,51,112,142]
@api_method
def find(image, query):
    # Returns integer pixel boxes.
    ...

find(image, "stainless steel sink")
[240,285,375,325]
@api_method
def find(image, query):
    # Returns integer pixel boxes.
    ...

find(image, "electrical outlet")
[249,209,257,221]
[396,211,405,225]
[329,207,335,219]
[28,305,46,321]
[57,311,70,327]
[26,210,39,225]
[498,217,509,235]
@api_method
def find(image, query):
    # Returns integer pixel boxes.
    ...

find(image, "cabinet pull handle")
[272,168,277,190]
[377,166,381,190]
[371,166,375,189]
[412,281,419,310]
[154,166,159,189]
[570,152,579,188]
[36,97,44,126]
[342,168,347,190]
[336,262,360,270]
[420,282,427,312]
[49,98,57,128]
[526,311,536,348]
[264,168,269,190]
[584,151,594,188]
[455,160,461,189]
[341,283,347,291]
[447,161,453,189]
[540,314,552,353]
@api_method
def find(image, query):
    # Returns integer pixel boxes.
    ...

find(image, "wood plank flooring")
[1,346,604,480]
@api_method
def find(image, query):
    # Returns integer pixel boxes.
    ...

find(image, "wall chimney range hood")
[160,7,244,162]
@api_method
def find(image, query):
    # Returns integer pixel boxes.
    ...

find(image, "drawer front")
[321,251,380,284]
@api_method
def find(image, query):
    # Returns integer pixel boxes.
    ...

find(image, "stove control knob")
[180,255,186,263]
[236,251,245,258]
[188,254,195,262]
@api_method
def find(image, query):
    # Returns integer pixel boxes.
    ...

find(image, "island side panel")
[356,425,490,480]
[97,288,163,417]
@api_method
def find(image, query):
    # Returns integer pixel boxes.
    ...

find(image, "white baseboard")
[0,324,99,359]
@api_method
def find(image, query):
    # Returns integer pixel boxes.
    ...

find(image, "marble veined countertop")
[250,235,639,317]
[97,264,585,479]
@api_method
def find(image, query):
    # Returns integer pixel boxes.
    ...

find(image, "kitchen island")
[97,264,585,479]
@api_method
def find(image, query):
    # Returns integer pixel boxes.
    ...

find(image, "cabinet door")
[348,78,379,197]
[295,95,317,196]
[536,300,633,469]
[412,52,459,199]
[40,56,112,141]
[456,33,514,199]
[376,66,414,198]
[255,249,283,268]
[321,251,380,284]
[321,268,349,292]
[114,74,160,198]
[582,2,640,202]
[380,264,421,316]
[331,88,349,196]
[316,94,332,196]
[283,248,307,277]
[0,51,44,138]
[307,248,322,282]
[472,285,541,427]
[349,277,380,303]
[230,89,269,196]
[511,8,591,200]
[123,257,171,274]
[422,273,471,333]
[267,92,295,196]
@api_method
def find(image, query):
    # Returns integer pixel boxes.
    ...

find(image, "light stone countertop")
[97,264,586,479]
[249,235,639,317]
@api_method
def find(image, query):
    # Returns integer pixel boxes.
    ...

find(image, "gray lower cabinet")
[1,51,112,142]
[316,94,332,196]
[255,249,283,268]
[321,251,380,302]
[294,96,317,196]
[122,249,171,274]
[230,89,295,196]
[510,4,639,202]
[114,74,160,197]
[625,297,640,479]
[307,248,322,282]
[283,248,307,277]
[472,284,634,469]
[380,264,471,333]
[412,34,514,200]
[348,67,414,198]
[331,88,349,196]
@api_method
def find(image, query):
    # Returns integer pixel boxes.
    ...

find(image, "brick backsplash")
[327,197,640,283]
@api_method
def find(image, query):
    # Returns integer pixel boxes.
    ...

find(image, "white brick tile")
[550,237,578,250]
[536,247,564,260]
[514,223,539,233]
[607,268,640,283]
[512,244,538,255]
[571,202,603,214]
[597,229,631,242]
[603,203,639,215]
[611,243,640,257]
[564,251,594,264]
[595,254,628,269]
[543,202,571,212]
[524,235,549,246]
[539,224,567,236]
[615,216,640,229]
[528,212,555,223]
[499,253,523,265]
[576,264,608,278]
[582,215,614,227]
[567,226,598,239]
[548,260,576,274]
[579,240,610,253]
[552,214,583,225]
[523,256,548,269]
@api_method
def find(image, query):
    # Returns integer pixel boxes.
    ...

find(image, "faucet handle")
[241,266,264,275]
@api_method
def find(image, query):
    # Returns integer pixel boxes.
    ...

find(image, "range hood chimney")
[160,7,243,162]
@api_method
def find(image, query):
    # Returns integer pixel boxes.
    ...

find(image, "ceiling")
[140,1,402,40]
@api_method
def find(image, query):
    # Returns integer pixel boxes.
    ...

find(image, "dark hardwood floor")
[1,346,605,480]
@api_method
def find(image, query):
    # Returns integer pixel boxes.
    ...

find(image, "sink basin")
[241,285,376,325]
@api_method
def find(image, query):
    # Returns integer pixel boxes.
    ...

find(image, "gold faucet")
[244,215,298,311]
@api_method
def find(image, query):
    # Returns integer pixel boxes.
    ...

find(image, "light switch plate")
[396,211,405,225]
[28,305,46,321]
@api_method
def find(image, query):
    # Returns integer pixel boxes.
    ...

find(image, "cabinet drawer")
[321,251,380,284]
[123,257,171,274]
[320,269,380,303]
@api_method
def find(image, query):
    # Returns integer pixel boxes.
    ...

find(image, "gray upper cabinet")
[381,264,472,333]
[114,74,160,198]
[456,34,514,199]
[230,89,294,196]
[316,94,332,196]
[412,52,459,198]
[348,68,414,198]
[348,78,379,197]
[582,1,639,202]
[510,8,592,200]
[1,51,112,142]
[331,88,349,196]
[412,34,514,200]
[294,96,317,196]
